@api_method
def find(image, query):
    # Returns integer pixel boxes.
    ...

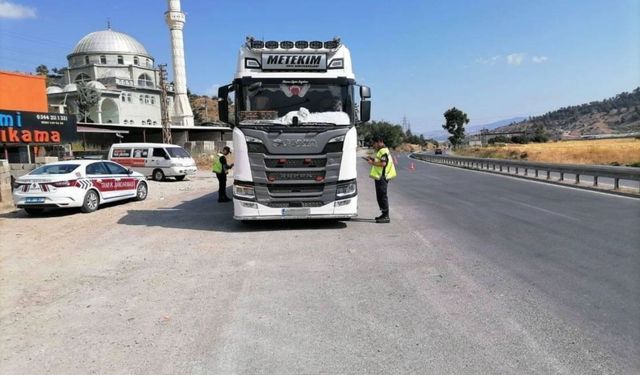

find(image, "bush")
[510,135,530,144]
[488,135,509,144]
[530,134,549,143]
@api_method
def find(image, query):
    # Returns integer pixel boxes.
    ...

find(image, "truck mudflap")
[233,196,357,220]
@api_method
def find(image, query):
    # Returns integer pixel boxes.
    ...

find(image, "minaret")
[165,0,194,126]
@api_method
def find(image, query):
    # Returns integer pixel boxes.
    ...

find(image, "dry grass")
[457,138,640,166]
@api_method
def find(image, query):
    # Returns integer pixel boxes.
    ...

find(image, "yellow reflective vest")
[212,153,224,174]
[369,147,397,180]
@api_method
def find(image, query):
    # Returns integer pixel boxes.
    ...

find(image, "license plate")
[25,197,45,204]
[282,208,310,216]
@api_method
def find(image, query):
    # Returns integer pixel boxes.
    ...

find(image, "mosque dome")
[46,86,63,94]
[69,29,150,57]
[63,83,78,92]
[86,80,106,90]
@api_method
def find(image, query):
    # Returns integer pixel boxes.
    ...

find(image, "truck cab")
[218,37,371,220]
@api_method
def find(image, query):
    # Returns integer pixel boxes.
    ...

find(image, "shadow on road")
[117,192,348,232]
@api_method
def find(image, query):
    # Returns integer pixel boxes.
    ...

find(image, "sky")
[1,0,638,134]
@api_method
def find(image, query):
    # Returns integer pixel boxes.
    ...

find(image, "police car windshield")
[240,82,352,125]
[166,147,190,158]
[30,164,80,175]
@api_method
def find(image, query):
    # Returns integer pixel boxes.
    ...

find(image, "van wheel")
[135,182,148,201]
[153,169,165,181]
[81,190,99,213]
[24,208,44,215]
[175,175,186,181]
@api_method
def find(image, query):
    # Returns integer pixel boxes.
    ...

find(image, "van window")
[166,147,190,158]
[133,148,148,158]
[153,148,168,158]
[112,148,131,157]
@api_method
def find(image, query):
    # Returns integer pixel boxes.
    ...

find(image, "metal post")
[535,169,539,178]
[575,174,580,184]
[560,172,564,181]
[593,176,598,186]
[546,171,551,180]
[26,145,32,164]
[614,178,620,190]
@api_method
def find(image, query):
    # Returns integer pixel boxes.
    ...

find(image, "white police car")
[12,160,148,215]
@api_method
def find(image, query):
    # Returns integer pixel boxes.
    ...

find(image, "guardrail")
[410,153,640,194]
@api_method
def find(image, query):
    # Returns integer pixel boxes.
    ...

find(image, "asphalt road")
[1,157,638,374]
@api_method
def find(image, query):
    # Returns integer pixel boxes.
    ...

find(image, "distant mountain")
[493,88,640,137]
[422,116,528,140]
[466,117,528,134]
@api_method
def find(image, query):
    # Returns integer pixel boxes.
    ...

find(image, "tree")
[442,107,469,148]
[35,64,49,76]
[75,81,101,122]
[360,121,405,148]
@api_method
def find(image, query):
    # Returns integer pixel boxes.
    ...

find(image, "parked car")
[12,160,148,215]
[108,143,197,181]
[435,148,443,155]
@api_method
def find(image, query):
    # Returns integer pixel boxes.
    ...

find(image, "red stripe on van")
[112,158,145,167]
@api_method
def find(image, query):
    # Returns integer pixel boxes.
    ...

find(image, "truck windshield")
[240,81,353,125]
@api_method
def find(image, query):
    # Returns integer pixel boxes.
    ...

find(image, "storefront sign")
[0,110,77,144]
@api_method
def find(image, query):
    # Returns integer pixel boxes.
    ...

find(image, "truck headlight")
[336,182,357,198]
[233,184,255,199]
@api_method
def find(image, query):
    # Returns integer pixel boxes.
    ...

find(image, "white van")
[108,143,197,181]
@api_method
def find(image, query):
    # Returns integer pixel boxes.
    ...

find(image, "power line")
[1,30,73,48]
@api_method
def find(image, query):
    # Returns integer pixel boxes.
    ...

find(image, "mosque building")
[45,0,226,149]
[46,27,171,127]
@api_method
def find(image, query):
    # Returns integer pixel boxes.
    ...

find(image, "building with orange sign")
[0,71,48,112]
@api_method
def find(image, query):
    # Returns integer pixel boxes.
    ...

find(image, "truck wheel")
[24,208,44,215]
[80,190,99,213]
[153,169,165,181]
[135,182,148,201]
[175,175,186,181]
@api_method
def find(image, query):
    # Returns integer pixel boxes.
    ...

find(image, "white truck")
[218,37,371,220]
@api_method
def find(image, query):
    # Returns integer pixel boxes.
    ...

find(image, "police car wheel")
[81,190,99,213]
[153,169,165,181]
[135,182,148,201]
[24,208,44,215]
[175,175,186,181]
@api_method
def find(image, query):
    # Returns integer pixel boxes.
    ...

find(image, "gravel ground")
[0,165,636,374]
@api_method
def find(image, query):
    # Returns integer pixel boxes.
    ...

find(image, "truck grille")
[266,171,325,181]
[265,158,327,168]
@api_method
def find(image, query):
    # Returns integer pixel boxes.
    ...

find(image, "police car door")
[103,161,137,199]
[85,161,116,200]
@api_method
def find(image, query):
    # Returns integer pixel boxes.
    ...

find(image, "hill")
[422,116,527,140]
[493,88,640,137]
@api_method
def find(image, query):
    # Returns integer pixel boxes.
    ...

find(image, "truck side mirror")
[360,85,371,99]
[218,85,230,124]
[360,100,371,123]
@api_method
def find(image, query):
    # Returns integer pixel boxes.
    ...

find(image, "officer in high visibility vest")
[367,136,397,223]
[212,146,234,202]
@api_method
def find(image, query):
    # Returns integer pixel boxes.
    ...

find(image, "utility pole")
[158,64,172,144]
[402,115,408,132]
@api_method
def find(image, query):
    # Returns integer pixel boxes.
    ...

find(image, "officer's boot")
[376,210,390,223]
